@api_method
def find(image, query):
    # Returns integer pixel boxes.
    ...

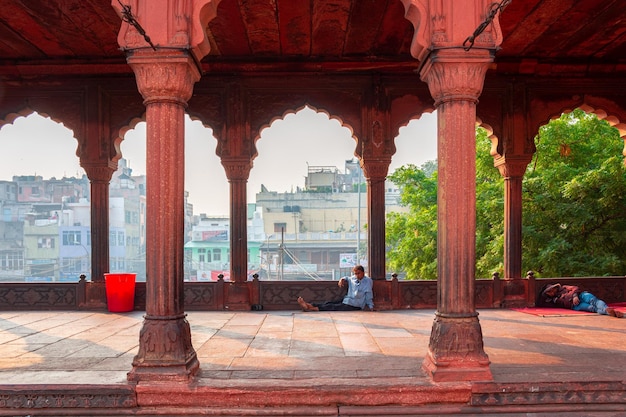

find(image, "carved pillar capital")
[420,49,492,106]
[360,158,390,182]
[221,157,253,182]
[127,52,200,105]
[494,155,532,178]
[82,163,116,183]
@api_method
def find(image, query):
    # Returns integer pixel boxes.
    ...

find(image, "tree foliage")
[522,109,626,276]
[386,109,626,279]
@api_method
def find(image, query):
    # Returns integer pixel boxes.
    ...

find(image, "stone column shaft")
[83,170,112,284]
[222,158,253,310]
[420,51,493,382]
[365,175,387,280]
[126,52,200,382]
[496,156,531,307]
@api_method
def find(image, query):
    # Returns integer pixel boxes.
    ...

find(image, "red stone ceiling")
[0,0,625,76]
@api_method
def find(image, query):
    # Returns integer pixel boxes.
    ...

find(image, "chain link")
[117,0,157,51]
[463,0,512,51]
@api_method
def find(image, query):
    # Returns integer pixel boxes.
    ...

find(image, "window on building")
[274,223,287,233]
[198,248,206,263]
[212,249,221,262]
[1,251,23,270]
[62,231,81,246]
[118,231,125,246]
[38,237,55,248]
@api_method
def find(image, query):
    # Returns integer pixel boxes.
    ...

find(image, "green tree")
[522,109,626,276]
[386,109,626,279]
[386,129,500,279]
[386,164,438,279]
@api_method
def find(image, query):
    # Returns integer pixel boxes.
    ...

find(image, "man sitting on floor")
[540,283,623,318]
[297,265,374,312]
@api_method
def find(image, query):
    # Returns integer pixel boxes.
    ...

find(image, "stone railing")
[0,272,623,311]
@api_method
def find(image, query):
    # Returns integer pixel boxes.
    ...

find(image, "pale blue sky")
[0,107,437,215]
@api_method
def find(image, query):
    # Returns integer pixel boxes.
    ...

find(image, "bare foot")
[297,297,311,311]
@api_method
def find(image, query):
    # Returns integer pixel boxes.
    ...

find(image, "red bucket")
[104,273,136,312]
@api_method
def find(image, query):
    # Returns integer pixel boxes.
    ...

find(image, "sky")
[0,107,437,215]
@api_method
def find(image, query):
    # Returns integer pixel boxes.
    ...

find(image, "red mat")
[511,307,592,317]
[512,303,626,317]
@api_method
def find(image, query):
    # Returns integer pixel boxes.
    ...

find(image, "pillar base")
[422,313,493,382]
[128,315,199,383]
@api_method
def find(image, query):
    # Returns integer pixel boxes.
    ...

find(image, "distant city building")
[0,158,406,282]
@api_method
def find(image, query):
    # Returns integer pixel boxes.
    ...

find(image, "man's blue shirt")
[342,275,374,309]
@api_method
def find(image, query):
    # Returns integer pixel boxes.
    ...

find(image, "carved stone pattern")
[172,0,191,46]
[260,282,344,305]
[0,286,76,309]
[428,315,487,361]
[131,60,199,104]
[360,161,390,180]
[0,391,135,409]
[184,285,216,308]
[424,61,488,105]
[472,382,626,406]
[475,281,493,307]
[222,159,253,181]
[431,14,447,43]
[372,120,384,149]
[135,316,195,362]
[82,165,115,183]
[400,282,437,307]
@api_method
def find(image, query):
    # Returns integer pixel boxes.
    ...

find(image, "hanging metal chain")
[463,0,512,51]
[117,0,157,51]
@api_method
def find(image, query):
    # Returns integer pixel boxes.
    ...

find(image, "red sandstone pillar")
[82,165,113,284]
[495,156,531,307]
[362,160,392,309]
[402,0,503,382]
[222,157,253,310]
[420,50,493,382]
[126,51,200,382]
[361,160,389,280]
[112,0,213,382]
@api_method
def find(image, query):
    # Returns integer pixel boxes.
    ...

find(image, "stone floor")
[0,308,624,416]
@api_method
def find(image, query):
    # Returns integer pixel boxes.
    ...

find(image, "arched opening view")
[0,112,89,283]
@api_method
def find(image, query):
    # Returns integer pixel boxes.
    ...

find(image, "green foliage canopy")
[523,109,626,276]
[386,109,626,279]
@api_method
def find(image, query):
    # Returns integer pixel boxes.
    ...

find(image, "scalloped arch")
[1,108,74,135]
[475,116,499,158]
[0,109,79,157]
[112,114,147,166]
[254,104,358,160]
[394,108,436,138]
[539,104,626,161]
[112,112,219,165]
